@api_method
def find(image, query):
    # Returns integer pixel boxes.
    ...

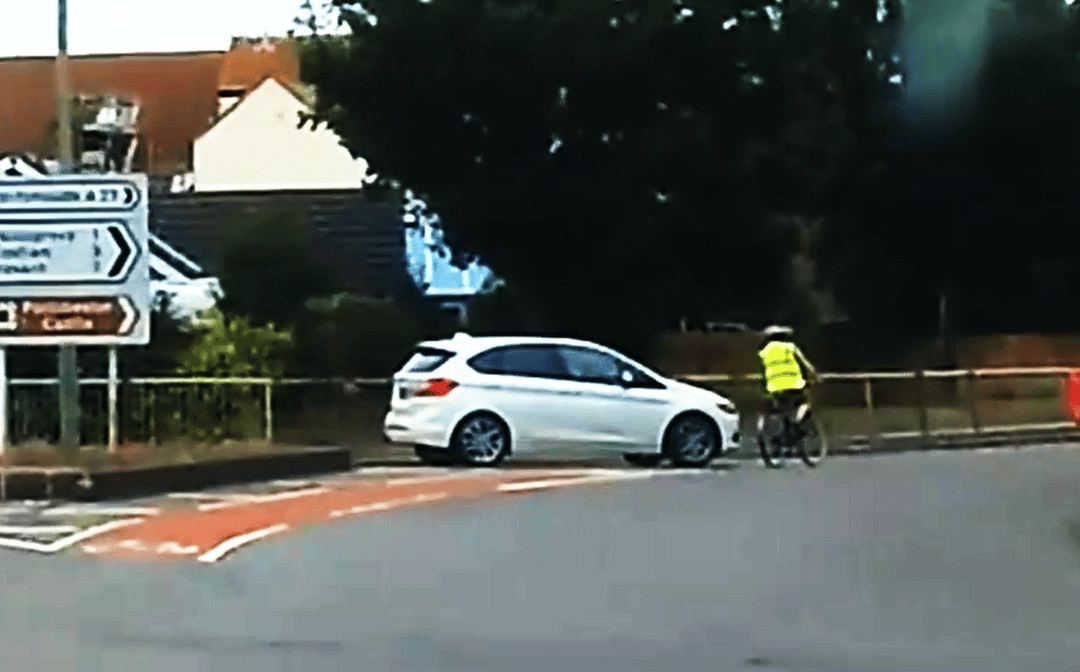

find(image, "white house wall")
[193,78,369,192]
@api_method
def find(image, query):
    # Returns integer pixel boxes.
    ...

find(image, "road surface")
[0,446,1078,670]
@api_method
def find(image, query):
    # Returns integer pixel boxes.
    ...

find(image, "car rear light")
[413,378,459,398]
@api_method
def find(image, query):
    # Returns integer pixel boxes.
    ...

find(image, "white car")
[382,333,741,467]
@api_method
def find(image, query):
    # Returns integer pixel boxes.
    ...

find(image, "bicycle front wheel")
[756,413,787,469]
[798,416,828,467]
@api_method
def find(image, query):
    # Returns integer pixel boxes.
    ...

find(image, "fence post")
[148,386,157,445]
[264,381,274,443]
[915,368,930,447]
[863,378,879,447]
[967,369,981,434]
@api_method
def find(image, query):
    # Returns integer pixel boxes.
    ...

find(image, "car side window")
[468,346,567,378]
[467,348,505,374]
[558,346,622,384]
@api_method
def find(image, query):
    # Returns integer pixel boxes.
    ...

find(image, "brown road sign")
[0,296,137,337]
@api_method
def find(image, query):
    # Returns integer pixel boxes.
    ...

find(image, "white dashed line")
[49,517,147,551]
[328,491,449,519]
[197,486,330,511]
[40,505,160,517]
[0,524,78,535]
[167,493,227,501]
[497,472,653,492]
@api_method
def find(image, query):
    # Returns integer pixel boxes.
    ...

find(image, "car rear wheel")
[449,413,510,467]
[663,413,720,468]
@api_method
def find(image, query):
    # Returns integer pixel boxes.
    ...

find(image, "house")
[0,37,302,180]
[0,50,223,175]
[0,38,485,311]
[189,76,369,192]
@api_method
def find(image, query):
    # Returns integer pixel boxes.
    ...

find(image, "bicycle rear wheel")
[798,416,828,467]
[756,413,787,469]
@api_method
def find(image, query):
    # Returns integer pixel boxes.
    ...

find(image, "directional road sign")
[0,221,138,283]
[0,175,150,345]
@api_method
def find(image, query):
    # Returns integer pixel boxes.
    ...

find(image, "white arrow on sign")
[0,222,138,283]
[0,180,139,211]
[117,295,137,334]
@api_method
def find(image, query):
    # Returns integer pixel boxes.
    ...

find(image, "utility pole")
[56,0,80,453]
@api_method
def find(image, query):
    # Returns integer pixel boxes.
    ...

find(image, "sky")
[0,0,342,57]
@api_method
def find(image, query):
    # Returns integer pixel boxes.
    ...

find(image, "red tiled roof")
[0,51,225,175]
[217,37,300,91]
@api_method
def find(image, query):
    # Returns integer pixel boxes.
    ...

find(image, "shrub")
[153,308,294,442]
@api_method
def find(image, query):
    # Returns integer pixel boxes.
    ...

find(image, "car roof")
[415,334,612,356]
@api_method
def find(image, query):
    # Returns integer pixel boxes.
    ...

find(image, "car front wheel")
[663,413,720,468]
[449,413,510,467]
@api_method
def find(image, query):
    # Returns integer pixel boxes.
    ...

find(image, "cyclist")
[757,325,820,428]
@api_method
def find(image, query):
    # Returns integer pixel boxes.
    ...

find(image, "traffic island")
[0,443,352,502]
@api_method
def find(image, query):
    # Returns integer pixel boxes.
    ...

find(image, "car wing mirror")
[618,369,635,387]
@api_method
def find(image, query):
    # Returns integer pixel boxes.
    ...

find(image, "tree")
[300,0,892,358]
[819,0,1080,341]
[216,206,341,328]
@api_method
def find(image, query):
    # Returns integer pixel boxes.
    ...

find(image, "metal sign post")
[108,346,119,453]
[56,0,78,454]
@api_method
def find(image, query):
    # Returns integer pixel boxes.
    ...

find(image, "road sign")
[0,180,140,211]
[0,175,150,345]
[0,221,137,283]
[0,296,137,338]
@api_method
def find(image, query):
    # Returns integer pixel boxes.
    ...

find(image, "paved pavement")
[0,446,1079,670]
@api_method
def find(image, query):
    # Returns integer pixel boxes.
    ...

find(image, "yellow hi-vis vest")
[758,341,806,394]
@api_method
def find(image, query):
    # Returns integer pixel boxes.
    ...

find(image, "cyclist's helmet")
[761,325,795,343]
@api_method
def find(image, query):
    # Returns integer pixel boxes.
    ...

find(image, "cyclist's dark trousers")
[767,388,810,421]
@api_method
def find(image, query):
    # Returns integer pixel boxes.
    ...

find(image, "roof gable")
[0,51,224,175]
[198,76,314,141]
[218,37,300,92]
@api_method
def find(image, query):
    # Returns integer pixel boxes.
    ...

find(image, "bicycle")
[755,390,828,469]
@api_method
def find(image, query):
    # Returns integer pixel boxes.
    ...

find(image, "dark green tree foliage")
[820,0,1080,339]
[301,0,892,357]
[216,206,341,328]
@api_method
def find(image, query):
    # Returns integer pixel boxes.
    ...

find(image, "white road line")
[497,472,653,492]
[0,537,52,552]
[41,505,161,517]
[197,486,330,511]
[328,492,449,519]
[196,523,290,563]
[355,466,453,476]
[155,541,201,555]
[0,524,78,535]
[167,493,228,501]
[270,479,317,487]
[385,473,481,486]
[47,517,147,552]
[0,517,149,555]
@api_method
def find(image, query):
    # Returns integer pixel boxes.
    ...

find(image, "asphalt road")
[3,446,1080,671]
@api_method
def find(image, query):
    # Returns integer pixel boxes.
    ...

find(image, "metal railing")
[0,367,1077,451]
[680,367,1080,448]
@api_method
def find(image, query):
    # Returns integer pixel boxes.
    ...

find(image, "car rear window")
[400,347,455,373]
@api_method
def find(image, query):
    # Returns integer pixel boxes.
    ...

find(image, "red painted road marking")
[81,469,663,563]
